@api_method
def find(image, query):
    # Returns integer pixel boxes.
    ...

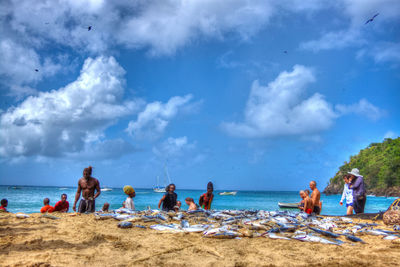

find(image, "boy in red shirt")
[54,194,69,212]
[40,198,55,213]
[0,199,8,212]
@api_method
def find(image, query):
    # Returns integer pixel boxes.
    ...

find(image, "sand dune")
[1,212,399,267]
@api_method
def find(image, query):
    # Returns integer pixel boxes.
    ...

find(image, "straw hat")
[123,185,135,195]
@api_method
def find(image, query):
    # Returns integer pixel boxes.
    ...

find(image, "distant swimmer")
[309,181,321,215]
[41,198,55,213]
[54,193,69,212]
[199,182,214,210]
[72,166,101,213]
[0,199,8,212]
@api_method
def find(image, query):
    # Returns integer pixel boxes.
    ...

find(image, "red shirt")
[40,205,54,213]
[0,206,7,211]
[54,201,69,212]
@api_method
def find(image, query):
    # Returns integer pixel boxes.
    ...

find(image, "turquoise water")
[0,186,396,215]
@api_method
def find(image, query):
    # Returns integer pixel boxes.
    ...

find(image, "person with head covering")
[348,168,366,214]
[199,182,214,210]
[123,185,136,210]
[158,184,178,212]
[72,166,101,213]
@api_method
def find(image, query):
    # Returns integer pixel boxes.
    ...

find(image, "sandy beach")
[1,212,399,267]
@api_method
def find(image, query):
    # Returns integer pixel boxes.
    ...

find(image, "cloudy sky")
[0,0,399,190]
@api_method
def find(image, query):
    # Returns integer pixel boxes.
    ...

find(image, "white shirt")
[340,183,353,205]
[125,197,135,210]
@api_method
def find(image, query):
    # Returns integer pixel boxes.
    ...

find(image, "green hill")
[323,137,400,196]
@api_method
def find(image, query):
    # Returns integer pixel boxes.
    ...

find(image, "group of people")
[33,166,215,214]
[339,168,366,215]
[298,181,321,215]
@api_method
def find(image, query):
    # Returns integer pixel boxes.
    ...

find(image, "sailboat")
[153,165,172,193]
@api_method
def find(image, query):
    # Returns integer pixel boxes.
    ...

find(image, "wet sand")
[1,212,399,267]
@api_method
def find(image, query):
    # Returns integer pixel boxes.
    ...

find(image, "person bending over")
[185,197,198,211]
[72,166,101,213]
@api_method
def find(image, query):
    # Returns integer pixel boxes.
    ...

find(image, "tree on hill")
[324,137,400,195]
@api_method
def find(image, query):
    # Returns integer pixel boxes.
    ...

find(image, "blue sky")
[0,0,399,190]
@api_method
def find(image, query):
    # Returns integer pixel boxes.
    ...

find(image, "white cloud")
[0,38,62,97]
[300,0,400,52]
[336,99,384,121]
[0,56,141,158]
[126,95,194,140]
[152,136,196,158]
[384,131,398,139]
[222,65,383,138]
[358,42,400,64]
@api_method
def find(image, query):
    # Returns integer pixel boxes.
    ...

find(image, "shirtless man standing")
[309,180,321,215]
[72,166,101,213]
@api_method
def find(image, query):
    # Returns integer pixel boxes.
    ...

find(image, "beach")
[1,212,399,267]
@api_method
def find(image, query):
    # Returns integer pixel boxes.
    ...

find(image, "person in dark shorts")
[309,181,321,215]
[72,166,101,213]
[348,168,366,214]
[158,184,180,211]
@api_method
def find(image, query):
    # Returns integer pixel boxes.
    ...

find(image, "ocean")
[0,185,396,215]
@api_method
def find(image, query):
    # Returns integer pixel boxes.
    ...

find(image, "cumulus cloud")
[126,95,194,140]
[152,136,196,158]
[0,38,62,97]
[222,65,383,138]
[0,56,141,158]
[300,0,400,52]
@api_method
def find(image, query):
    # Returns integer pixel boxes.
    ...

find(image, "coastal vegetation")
[324,137,400,196]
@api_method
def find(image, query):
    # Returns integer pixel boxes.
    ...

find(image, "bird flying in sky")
[365,13,379,24]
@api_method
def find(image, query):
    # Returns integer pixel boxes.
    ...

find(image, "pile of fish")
[95,208,400,245]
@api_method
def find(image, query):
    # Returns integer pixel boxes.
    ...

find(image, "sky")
[0,0,399,191]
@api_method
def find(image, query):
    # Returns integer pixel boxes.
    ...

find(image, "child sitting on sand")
[40,198,55,213]
[340,174,354,215]
[123,185,135,210]
[0,199,8,212]
[102,202,110,212]
[185,197,198,211]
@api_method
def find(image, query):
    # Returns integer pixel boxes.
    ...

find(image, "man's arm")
[73,182,82,211]
[158,195,166,209]
[94,179,101,199]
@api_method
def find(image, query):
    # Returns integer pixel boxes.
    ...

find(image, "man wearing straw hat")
[348,168,366,214]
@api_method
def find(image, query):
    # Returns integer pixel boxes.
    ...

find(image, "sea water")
[0,186,396,215]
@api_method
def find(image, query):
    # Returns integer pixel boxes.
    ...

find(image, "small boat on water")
[218,191,237,196]
[101,187,113,192]
[278,202,300,209]
[153,165,172,193]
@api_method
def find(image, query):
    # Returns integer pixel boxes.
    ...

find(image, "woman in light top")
[340,174,354,215]
[123,185,135,210]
